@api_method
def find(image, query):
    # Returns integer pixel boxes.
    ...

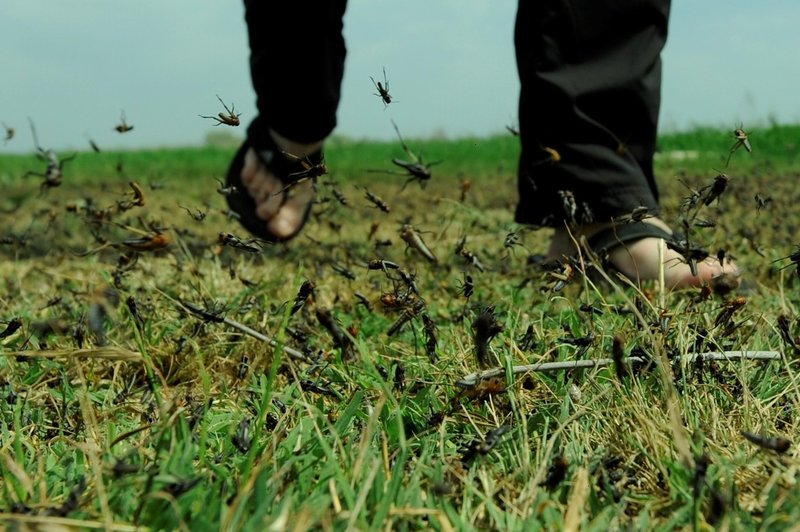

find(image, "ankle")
[269,129,324,158]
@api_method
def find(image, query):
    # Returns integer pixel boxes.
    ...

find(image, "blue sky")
[3,0,799,153]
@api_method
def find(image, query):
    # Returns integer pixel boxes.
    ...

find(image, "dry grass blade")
[564,466,590,532]
[0,514,139,531]
[2,346,142,361]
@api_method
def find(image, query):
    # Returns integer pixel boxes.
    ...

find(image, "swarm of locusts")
[2,74,799,531]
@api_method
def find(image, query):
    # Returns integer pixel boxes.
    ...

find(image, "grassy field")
[1,124,800,530]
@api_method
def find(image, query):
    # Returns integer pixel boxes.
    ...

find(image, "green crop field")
[1,124,800,530]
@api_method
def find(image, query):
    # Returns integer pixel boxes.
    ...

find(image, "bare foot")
[547,218,741,289]
[240,129,323,240]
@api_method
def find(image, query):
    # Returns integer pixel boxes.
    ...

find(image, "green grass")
[1,124,800,530]
[2,123,799,188]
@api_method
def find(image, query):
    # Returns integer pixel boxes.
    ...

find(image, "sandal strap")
[587,222,675,256]
[246,117,323,183]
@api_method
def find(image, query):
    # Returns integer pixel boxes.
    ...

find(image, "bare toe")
[266,181,315,238]
[241,148,259,188]
[254,174,285,217]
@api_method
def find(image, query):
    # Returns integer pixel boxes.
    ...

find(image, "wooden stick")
[457,350,781,387]
[180,300,311,363]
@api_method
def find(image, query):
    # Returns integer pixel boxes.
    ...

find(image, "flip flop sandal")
[586,221,675,257]
[225,127,323,243]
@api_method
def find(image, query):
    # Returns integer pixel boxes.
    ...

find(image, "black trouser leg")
[243,0,348,145]
[514,0,671,227]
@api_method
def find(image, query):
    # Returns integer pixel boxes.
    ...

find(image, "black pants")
[243,0,671,226]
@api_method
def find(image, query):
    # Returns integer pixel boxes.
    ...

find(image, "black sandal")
[225,120,323,243]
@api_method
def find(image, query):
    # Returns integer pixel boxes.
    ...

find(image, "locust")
[611,334,628,380]
[386,298,425,337]
[290,280,316,315]
[558,189,577,227]
[726,124,751,167]
[461,425,512,463]
[455,235,485,272]
[331,186,348,206]
[679,178,703,214]
[741,431,791,454]
[2,122,14,144]
[458,273,474,300]
[331,263,356,281]
[215,178,238,196]
[180,205,207,222]
[87,135,101,152]
[363,188,390,213]
[693,454,710,506]
[504,230,523,251]
[353,291,373,312]
[772,244,800,277]
[237,355,250,380]
[776,314,800,355]
[459,179,472,202]
[120,230,170,252]
[367,259,399,272]
[528,145,561,167]
[616,205,652,224]
[0,318,23,339]
[472,306,503,368]
[315,307,353,356]
[369,121,441,189]
[199,95,241,126]
[754,194,772,213]
[394,364,405,392]
[218,232,262,253]
[700,174,730,206]
[666,238,709,277]
[232,418,252,453]
[393,267,420,298]
[517,324,536,351]
[453,376,507,402]
[271,152,328,196]
[117,181,146,211]
[114,110,134,133]
[370,67,393,107]
[540,455,569,491]
[283,151,328,183]
[714,296,746,328]
[73,222,169,256]
[301,380,339,398]
[24,118,76,194]
[559,331,596,348]
[400,224,437,263]
[547,261,575,292]
[421,313,438,362]
[163,477,202,498]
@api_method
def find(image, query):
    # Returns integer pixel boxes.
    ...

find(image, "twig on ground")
[179,300,311,363]
[457,350,781,386]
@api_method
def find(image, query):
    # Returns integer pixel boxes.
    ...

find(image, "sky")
[3,0,799,153]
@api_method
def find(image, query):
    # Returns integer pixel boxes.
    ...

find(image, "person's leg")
[236,0,348,240]
[514,0,736,287]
